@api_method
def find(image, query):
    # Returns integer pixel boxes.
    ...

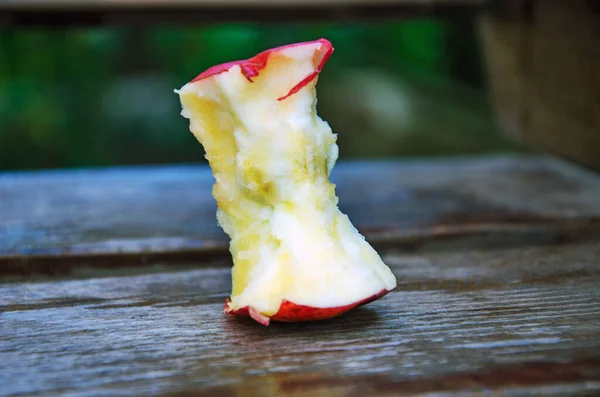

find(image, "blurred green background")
[0,18,520,171]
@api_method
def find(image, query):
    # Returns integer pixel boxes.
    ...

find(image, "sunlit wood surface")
[2,155,600,396]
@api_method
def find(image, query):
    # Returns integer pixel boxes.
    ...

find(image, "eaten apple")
[176,38,397,326]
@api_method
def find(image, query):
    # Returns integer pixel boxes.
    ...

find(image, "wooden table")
[2,155,600,396]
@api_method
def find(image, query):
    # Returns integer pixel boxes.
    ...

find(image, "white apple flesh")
[176,39,397,326]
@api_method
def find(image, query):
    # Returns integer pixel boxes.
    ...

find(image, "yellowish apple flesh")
[176,39,397,326]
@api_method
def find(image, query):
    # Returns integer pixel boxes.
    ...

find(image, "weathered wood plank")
[2,156,600,266]
[1,242,599,396]
[168,359,600,397]
[0,0,486,26]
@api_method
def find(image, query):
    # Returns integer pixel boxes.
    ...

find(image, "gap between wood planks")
[2,217,600,282]
[3,155,600,281]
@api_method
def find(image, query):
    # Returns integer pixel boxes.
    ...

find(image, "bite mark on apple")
[190,38,333,102]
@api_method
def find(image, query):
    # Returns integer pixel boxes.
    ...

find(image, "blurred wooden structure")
[0,0,486,25]
[480,0,600,172]
[1,0,597,172]
[2,1,600,397]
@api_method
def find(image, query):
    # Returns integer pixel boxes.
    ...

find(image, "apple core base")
[224,288,391,326]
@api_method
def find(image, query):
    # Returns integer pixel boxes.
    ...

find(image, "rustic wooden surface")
[2,155,600,396]
[2,242,600,396]
[0,0,485,26]
[480,0,600,172]
[3,155,600,279]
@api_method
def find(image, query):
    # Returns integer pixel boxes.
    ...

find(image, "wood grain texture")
[2,155,600,253]
[2,242,600,396]
[2,155,600,278]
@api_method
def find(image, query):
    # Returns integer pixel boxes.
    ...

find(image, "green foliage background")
[0,18,519,171]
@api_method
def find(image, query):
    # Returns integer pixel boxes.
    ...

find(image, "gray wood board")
[2,241,600,396]
[2,155,600,259]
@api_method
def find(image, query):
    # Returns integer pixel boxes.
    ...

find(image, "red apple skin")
[224,288,392,326]
[192,39,391,326]
[190,38,333,101]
